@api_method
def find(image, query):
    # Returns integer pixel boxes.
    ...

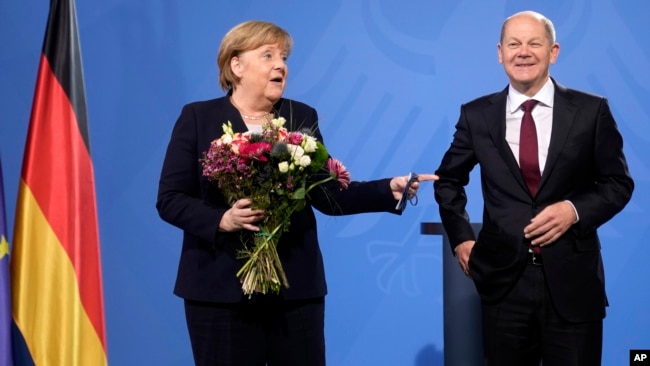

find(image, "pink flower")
[286,132,304,145]
[276,128,289,142]
[230,133,251,154]
[326,158,350,189]
[239,142,272,162]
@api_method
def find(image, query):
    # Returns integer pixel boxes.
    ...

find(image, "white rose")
[302,137,317,153]
[299,155,311,167]
[278,161,289,173]
[288,144,305,161]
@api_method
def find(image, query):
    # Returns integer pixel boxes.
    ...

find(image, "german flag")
[10,0,107,364]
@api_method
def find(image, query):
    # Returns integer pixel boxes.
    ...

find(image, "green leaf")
[292,187,306,200]
[310,141,329,169]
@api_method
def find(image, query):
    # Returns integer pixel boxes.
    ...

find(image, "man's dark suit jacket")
[157,96,399,303]
[434,79,634,323]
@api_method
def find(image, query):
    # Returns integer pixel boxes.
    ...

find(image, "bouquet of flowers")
[201,117,350,297]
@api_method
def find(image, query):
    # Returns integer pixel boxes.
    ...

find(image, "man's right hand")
[454,240,475,276]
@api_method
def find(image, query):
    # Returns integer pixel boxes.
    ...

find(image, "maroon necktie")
[519,99,541,197]
[519,99,541,253]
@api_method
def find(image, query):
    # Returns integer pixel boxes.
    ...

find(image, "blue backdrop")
[1,0,648,365]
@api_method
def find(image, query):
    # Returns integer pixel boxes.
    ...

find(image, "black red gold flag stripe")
[10,0,107,364]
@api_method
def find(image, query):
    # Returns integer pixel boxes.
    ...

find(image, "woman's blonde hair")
[217,20,293,92]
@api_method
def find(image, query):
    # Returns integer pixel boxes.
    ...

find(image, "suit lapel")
[485,89,530,193]
[485,80,579,199]
[539,81,577,192]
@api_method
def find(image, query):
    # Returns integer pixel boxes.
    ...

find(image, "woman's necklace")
[230,96,272,121]
[240,112,272,120]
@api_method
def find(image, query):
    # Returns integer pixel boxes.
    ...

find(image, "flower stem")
[236,176,334,296]
[306,176,333,193]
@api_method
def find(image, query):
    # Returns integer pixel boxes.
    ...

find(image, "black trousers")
[184,296,325,366]
[481,264,603,366]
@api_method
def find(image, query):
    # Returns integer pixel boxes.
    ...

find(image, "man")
[433,10,634,366]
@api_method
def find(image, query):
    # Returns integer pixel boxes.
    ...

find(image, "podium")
[421,222,484,366]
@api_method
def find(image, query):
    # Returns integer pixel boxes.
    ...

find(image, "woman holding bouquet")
[156,20,436,366]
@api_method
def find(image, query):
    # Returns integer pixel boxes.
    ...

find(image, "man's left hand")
[524,201,577,248]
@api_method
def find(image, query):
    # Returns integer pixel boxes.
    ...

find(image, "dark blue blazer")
[434,79,634,322]
[157,96,399,302]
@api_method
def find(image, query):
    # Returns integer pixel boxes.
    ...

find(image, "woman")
[156,20,436,366]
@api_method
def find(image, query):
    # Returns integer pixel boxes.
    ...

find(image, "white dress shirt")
[505,78,555,174]
[505,77,579,223]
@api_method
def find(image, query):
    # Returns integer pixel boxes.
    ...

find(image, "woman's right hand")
[219,198,265,232]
